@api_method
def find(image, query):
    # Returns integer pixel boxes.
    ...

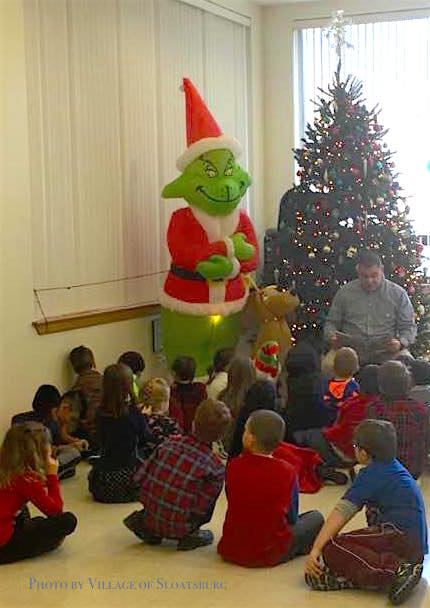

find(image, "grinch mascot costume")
[160,78,259,375]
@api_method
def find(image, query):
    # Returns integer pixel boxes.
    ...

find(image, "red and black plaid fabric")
[367,398,429,478]
[136,434,224,539]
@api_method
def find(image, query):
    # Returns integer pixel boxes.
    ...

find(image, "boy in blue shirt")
[305,419,427,605]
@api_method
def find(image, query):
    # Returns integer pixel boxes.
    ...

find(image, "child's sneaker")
[123,510,162,545]
[305,562,355,592]
[177,529,213,551]
[388,562,423,605]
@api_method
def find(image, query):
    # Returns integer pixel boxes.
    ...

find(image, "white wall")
[263,0,430,229]
[0,0,263,436]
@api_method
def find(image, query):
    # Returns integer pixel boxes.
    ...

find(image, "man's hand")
[231,233,254,261]
[196,255,233,280]
[305,547,323,577]
[386,338,402,353]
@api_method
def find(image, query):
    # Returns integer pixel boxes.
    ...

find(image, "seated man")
[323,250,416,374]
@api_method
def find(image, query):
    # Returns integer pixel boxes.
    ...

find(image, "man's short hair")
[333,347,359,378]
[194,399,231,443]
[378,360,410,401]
[354,419,397,462]
[247,410,285,454]
[69,346,94,374]
[357,250,382,268]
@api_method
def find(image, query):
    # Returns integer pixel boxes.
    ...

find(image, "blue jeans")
[280,511,325,562]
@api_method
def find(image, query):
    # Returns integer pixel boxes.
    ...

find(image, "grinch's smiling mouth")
[196,186,241,203]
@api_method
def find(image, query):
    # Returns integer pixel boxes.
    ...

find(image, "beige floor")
[0,463,429,608]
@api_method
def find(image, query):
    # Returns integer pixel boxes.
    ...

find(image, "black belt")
[170,264,223,282]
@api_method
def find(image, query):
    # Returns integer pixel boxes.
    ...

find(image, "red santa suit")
[161,205,258,316]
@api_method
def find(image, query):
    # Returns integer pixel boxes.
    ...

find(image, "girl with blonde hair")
[139,378,182,459]
[0,422,77,564]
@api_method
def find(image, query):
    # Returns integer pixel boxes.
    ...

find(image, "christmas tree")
[281,64,430,357]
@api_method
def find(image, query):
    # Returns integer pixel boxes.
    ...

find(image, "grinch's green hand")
[196,255,233,280]
[232,232,254,261]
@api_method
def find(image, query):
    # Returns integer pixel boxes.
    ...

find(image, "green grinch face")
[162,149,250,216]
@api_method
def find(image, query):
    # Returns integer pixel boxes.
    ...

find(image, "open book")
[335,332,391,362]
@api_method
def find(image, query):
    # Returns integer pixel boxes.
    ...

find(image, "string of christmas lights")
[278,64,430,357]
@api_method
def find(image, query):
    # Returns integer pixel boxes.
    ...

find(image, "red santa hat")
[176,78,242,171]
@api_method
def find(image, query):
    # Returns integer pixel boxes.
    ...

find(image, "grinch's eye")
[224,165,233,176]
[205,166,217,178]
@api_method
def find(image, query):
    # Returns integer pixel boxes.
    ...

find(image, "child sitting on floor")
[294,364,379,467]
[124,399,230,550]
[229,380,346,488]
[139,378,182,459]
[367,360,429,479]
[219,356,256,451]
[305,419,427,606]
[118,351,145,401]
[282,343,328,439]
[70,345,102,448]
[169,356,207,433]
[88,364,152,503]
[408,358,430,405]
[0,422,77,564]
[323,347,359,425]
[206,348,235,400]
[57,391,90,453]
[31,385,81,479]
[218,410,324,567]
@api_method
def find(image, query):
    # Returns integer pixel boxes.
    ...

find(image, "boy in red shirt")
[218,410,324,567]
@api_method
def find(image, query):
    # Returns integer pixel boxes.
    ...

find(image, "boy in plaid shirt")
[123,399,230,550]
[367,361,429,479]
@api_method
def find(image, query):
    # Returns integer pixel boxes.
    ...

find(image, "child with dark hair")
[283,343,328,438]
[230,380,346,489]
[70,345,102,447]
[305,420,427,606]
[88,364,152,503]
[31,385,81,479]
[229,380,277,458]
[367,360,429,478]
[408,359,430,405]
[118,351,145,400]
[169,356,207,433]
[218,410,324,567]
[0,423,77,564]
[124,399,230,550]
[323,347,359,424]
[206,348,235,400]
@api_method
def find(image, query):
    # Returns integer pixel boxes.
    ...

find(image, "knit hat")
[254,341,280,379]
[176,78,242,171]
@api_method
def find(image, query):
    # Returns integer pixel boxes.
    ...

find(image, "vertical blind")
[24,0,251,319]
[295,15,430,234]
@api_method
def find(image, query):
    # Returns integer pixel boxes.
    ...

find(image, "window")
[294,14,430,253]
[25,0,251,320]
